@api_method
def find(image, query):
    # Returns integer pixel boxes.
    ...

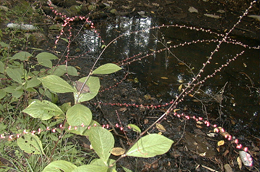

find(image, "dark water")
[77,16,260,139]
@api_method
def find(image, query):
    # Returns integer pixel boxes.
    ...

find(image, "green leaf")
[48,65,78,76]
[17,134,44,154]
[0,89,6,99]
[122,166,133,172]
[10,51,32,61]
[36,52,58,60]
[6,68,23,84]
[22,100,64,120]
[42,160,77,172]
[67,66,78,76]
[90,158,116,172]
[36,52,58,68]
[72,165,108,172]
[127,124,141,133]
[89,127,115,164]
[74,76,100,103]
[26,77,41,88]
[92,63,121,75]
[66,104,92,127]
[0,61,4,73]
[126,134,173,158]
[39,75,76,93]
[81,120,100,136]
[12,89,23,99]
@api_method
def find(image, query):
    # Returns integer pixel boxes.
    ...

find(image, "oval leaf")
[42,160,77,172]
[10,51,32,61]
[89,127,115,163]
[66,104,92,127]
[17,134,44,154]
[126,134,173,158]
[74,76,100,103]
[92,63,121,75]
[26,77,41,89]
[72,165,108,172]
[0,61,4,73]
[39,75,76,93]
[22,100,64,120]
[6,68,23,84]
[36,52,58,68]
[48,65,78,76]
[0,89,6,99]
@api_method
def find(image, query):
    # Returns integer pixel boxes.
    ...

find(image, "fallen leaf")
[224,164,233,172]
[204,13,221,19]
[188,6,198,13]
[156,123,166,132]
[217,140,225,146]
[111,147,125,156]
[161,76,168,80]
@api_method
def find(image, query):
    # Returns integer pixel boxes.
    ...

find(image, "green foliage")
[42,160,77,172]
[74,76,100,103]
[22,100,64,120]
[0,49,174,170]
[39,75,76,93]
[66,104,92,127]
[17,134,44,154]
[92,63,122,75]
[88,127,115,164]
[126,134,173,158]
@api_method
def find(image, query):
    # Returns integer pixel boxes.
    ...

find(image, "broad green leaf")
[128,124,141,133]
[60,102,71,113]
[26,77,41,88]
[66,104,92,128]
[42,160,77,172]
[39,75,76,93]
[122,166,133,172]
[0,41,9,48]
[0,89,6,99]
[81,120,100,136]
[17,134,44,154]
[126,134,173,158]
[74,76,100,103]
[89,127,115,164]
[6,68,23,84]
[36,52,58,68]
[90,158,116,172]
[48,65,78,76]
[3,85,16,93]
[12,89,23,99]
[66,66,78,76]
[0,61,4,73]
[22,100,64,120]
[92,63,121,75]
[10,51,32,61]
[72,165,108,172]
[37,58,53,68]
[36,52,58,60]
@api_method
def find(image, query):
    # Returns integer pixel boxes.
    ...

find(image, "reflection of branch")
[153,33,195,77]
[240,72,254,86]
